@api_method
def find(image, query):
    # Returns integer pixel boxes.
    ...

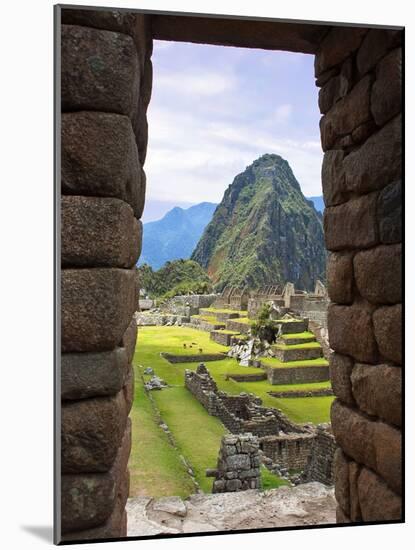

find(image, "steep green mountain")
[139,202,217,269]
[191,154,326,291]
[137,259,212,300]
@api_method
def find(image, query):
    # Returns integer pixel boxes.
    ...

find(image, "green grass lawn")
[132,326,293,494]
[201,307,248,316]
[281,331,315,340]
[153,386,226,492]
[272,341,322,350]
[260,356,329,368]
[230,317,253,324]
[128,368,196,498]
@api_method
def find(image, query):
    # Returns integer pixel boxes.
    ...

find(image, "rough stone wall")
[207,434,261,493]
[261,434,315,471]
[60,8,152,541]
[302,425,337,485]
[316,26,403,522]
[266,364,329,385]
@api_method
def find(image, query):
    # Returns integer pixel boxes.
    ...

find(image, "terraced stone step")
[225,318,253,335]
[276,331,316,346]
[199,308,244,322]
[190,315,226,332]
[271,342,323,362]
[275,319,309,334]
[260,357,329,385]
[210,330,241,346]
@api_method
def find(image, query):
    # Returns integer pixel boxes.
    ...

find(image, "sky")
[142,40,323,223]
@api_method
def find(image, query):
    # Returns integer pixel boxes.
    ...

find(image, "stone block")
[61,347,128,400]
[351,119,377,145]
[358,467,402,521]
[321,150,347,207]
[120,317,138,364]
[374,422,401,495]
[123,365,135,415]
[315,66,339,87]
[226,454,250,471]
[326,251,354,304]
[334,449,350,515]
[371,48,402,126]
[213,480,225,492]
[60,10,153,76]
[328,303,378,363]
[324,193,378,251]
[372,305,402,365]
[357,28,402,76]
[315,27,367,76]
[351,364,401,427]
[62,468,130,541]
[61,420,131,533]
[336,505,351,524]
[61,112,143,218]
[354,244,401,305]
[331,400,376,471]
[133,97,149,165]
[320,75,372,151]
[377,181,402,244]
[61,25,139,117]
[329,353,355,405]
[226,479,242,491]
[62,390,127,473]
[61,196,142,268]
[343,115,402,195]
[348,461,361,521]
[62,268,137,352]
[61,8,138,40]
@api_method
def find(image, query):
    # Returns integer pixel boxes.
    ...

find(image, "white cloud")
[156,71,238,96]
[273,104,293,122]
[145,106,323,203]
[144,44,323,205]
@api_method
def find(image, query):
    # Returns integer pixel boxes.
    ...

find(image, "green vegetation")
[137,259,212,301]
[201,307,248,316]
[129,325,333,500]
[272,342,322,350]
[153,386,225,492]
[260,356,329,369]
[131,326,300,496]
[261,466,290,490]
[129,368,196,498]
[252,303,278,342]
[191,153,326,291]
[281,331,315,340]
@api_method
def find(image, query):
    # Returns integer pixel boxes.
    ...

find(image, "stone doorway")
[58,6,403,542]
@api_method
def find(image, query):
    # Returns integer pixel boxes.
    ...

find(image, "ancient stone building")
[58,5,402,541]
[185,364,336,482]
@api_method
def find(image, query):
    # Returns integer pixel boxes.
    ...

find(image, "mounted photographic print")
[55,3,404,544]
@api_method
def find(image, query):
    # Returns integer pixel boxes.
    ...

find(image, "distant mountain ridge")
[307,195,324,213]
[191,154,326,291]
[139,202,217,269]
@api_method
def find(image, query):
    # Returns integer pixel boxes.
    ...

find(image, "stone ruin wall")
[59,8,153,541]
[261,434,315,472]
[208,434,262,493]
[317,27,402,522]
[185,365,335,484]
[302,425,337,485]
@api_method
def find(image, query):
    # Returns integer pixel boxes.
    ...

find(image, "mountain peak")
[191,155,326,291]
